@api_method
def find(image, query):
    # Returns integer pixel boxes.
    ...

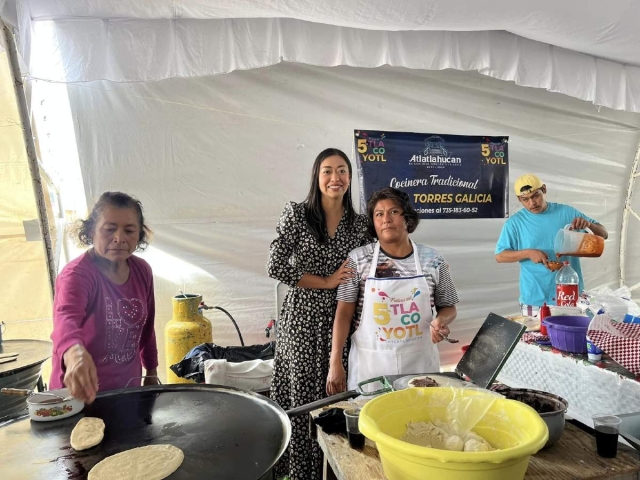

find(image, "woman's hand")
[143,369,160,386]
[326,363,347,396]
[325,259,355,289]
[62,344,99,404]
[430,319,450,344]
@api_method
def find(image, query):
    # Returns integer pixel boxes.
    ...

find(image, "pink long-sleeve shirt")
[50,252,158,392]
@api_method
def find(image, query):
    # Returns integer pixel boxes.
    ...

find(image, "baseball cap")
[514,174,544,197]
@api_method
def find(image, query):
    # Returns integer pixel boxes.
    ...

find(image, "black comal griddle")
[0,384,290,480]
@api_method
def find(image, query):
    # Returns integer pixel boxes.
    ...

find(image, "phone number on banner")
[416,207,479,214]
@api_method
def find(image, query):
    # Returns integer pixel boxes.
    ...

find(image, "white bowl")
[26,388,84,422]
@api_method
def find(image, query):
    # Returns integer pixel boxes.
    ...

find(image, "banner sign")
[354,130,509,219]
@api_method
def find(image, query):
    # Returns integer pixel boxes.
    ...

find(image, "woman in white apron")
[326,187,459,394]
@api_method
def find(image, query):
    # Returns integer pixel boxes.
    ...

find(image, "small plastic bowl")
[547,261,563,271]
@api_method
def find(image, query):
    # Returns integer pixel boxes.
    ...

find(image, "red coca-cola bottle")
[556,261,579,307]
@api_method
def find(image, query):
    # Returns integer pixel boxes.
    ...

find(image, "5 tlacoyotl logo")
[480,141,507,165]
[356,131,387,162]
[409,135,462,167]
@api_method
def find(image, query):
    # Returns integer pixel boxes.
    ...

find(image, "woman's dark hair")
[304,148,356,243]
[366,187,419,238]
[75,191,152,251]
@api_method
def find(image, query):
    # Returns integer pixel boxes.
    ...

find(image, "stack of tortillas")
[88,444,184,480]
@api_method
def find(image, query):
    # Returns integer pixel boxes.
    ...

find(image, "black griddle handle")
[285,390,360,417]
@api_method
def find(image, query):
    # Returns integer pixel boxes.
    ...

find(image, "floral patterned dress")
[267,201,370,480]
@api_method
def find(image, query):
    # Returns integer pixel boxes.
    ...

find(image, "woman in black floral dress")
[268,148,371,480]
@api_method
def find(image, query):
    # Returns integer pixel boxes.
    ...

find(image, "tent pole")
[619,138,640,290]
[2,22,56,299]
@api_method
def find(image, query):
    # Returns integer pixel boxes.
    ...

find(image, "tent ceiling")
[10,0,640,67]
[3,1,640,112]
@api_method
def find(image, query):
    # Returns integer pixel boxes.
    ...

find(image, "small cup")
[592,414,621,458]
[586,336,603,362]
[344,408,365,450]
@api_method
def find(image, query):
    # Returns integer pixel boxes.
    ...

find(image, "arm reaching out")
[326,301,357,395]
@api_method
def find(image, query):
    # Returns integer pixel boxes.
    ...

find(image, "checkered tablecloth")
[497,341,640,425]
[588,315,640,375]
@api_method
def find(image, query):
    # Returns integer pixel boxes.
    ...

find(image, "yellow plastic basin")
[359,387,548,480]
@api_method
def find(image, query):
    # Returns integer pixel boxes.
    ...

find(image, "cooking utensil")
[0,357,17,365]
[1,387,73,402]
[431,322,459,343]
[0,352,18,359]
[286,376,394,417]
[441,332,459,343]
[455,312,527,389]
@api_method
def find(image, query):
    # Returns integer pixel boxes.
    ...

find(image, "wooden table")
[311,403,640,480]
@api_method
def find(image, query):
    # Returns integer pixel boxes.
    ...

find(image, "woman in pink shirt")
[50,192,159,403]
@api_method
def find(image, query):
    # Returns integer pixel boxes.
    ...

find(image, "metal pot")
[497,387,568,448]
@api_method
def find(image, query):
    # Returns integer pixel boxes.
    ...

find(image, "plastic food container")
[554,225,604,257]
[359,388,548,480]
[542,315,591,353]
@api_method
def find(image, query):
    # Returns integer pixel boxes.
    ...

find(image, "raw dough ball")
[464,438,490,452]
[444,435,464,451]
[70,417,105,451]
[88,444,184,480]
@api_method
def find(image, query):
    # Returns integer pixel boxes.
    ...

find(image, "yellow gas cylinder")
[165,294,212,384]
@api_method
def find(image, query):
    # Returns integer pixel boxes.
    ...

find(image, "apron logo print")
[348,241,438,390]
[373,298,424,342]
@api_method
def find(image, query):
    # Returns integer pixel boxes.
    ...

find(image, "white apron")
[347,241,439,390]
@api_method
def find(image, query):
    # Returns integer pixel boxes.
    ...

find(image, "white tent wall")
[625,167,640,290]
[32,63,640,378]
[0,34,53,380]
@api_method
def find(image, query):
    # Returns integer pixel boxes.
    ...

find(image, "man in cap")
[495,174,608,316]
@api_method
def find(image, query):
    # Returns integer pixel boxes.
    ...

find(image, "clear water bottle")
[556,261,579,307]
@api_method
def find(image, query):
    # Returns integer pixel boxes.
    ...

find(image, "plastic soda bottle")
[556,261,579,307]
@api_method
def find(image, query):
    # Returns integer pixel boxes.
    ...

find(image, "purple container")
[542,315,591,353]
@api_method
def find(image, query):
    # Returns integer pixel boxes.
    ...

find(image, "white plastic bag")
[204,358,274,391]
[581,285,640,320]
